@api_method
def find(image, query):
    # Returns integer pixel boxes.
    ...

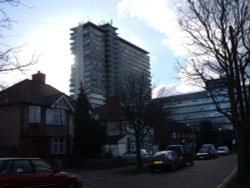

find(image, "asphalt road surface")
[68,154,237,188]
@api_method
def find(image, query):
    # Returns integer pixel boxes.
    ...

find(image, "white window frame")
[28,106,41,123]
[46,108,66,125]
[172,132,177,139]
[51,138,65,154]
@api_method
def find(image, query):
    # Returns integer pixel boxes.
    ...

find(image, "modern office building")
[70,21,150,107]
[162,91,233,131]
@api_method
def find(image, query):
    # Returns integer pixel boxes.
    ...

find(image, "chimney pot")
[32,71,46,84]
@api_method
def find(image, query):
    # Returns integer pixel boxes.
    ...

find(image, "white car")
[118,149,150,160]
[217,146,230,155]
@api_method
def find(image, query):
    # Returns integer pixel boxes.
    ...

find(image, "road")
[68,154,237,188]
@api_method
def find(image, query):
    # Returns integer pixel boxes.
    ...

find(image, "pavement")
[216,167,237,188]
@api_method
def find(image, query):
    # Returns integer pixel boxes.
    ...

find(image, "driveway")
[66,154,237,188]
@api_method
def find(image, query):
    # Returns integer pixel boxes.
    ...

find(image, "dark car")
[167,144,194,165]
[0,158,83,188]
[147,150,183,172]
[196,148,211,159]
[201,144,217,158]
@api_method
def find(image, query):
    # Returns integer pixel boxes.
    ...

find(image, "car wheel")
[190,160,194,165]
[67,181,77,188]
[182,161,186,167]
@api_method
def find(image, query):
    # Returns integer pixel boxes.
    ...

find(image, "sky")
[0,0,200,96]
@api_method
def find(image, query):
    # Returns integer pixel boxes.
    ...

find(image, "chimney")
[32,71,46,84]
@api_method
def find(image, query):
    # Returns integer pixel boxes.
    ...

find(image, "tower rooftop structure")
[70,21,151,107]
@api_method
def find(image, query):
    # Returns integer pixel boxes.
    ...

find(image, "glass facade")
[163,91,233,130]
[70,22,150,107]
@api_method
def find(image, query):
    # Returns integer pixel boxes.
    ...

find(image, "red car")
[0,158,83,188]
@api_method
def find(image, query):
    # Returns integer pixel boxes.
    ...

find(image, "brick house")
[0,72,75,165]
[154,121,196,151]
[96,97,153,157]
[96,97,197,156]
[96,97,128,157]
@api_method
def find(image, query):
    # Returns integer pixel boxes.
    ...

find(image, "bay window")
[46,108,66,125]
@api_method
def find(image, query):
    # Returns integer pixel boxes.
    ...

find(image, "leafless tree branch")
[116,72,169,168]
[0,1,38,80]
[178,0,250,181]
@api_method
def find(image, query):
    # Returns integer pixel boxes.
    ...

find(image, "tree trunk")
[247,129,250,173]
[236,127,249,182]
[135,136,143,168]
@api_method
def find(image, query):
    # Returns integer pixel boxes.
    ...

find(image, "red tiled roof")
[0,78,66,106]
[95,97,126,122]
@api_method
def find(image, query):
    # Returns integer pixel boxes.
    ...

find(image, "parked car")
[167,144,194,165]
[118,149,150,160]
[0,158,83,188]
[196,148,212,159]
[147,150,183,172]
[217,146,230,155]
[201,144,217,158]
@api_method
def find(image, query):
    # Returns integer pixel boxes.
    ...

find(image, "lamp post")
[148,129,153,154]
[187,124,196,150]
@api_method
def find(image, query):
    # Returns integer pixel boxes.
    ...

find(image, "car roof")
[218,146,228,149]
[167,145,182,147]
[202,144,214,146]
[155,150,173,154]
[0,157,41,160]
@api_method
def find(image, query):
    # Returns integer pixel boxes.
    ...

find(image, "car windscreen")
[152,151,168,159]
[218,148,226,151]
[182,144,191,152]
[0,160,12,175]
[167,146,182,154]
[199,149,208,153]
[32,159,53,173]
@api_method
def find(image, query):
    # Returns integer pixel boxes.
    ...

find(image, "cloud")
[117,0,205,93]
[126,33,147,49]
[150,55,157,62]
[0,24,73,94]
[117,0,188,57]
[153,83,203,98]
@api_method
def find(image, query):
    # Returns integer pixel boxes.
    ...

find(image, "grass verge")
[225,176,250,188]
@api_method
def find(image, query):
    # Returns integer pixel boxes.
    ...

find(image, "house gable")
[0,72,77,165]
[51,95,74,112]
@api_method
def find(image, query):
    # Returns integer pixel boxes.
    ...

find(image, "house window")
[46,109,66,125]
[29,106,41,123]
[51,138,65,154]
[172,132,177,139]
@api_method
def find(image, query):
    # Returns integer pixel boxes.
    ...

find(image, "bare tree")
[0,1,38,85]
[178,0,250,181]
[155,86,169,98]
[116,72,169,168]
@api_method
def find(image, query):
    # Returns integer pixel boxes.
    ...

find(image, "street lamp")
[186,124,196,150]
